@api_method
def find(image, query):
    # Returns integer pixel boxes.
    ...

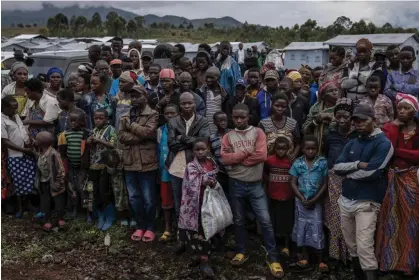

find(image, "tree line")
[37,12,419,47]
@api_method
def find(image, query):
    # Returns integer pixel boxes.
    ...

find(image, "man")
[234,43,246,76]
[385,45,400,73]
[109,59,123,96]
[111,37,125,60]
[100,46,113,65]
[169,44,185,78]
[88,45,101,67]
[94,60,112,94]
[139,51,153,81]
[384,46,419,100]
[128,40,142,53]
[279,77,309,128]
[216,41,241,97]
[334,104,393,280]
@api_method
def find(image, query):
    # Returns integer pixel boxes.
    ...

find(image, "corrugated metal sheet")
[12,34,48,40]
[284,42,329,51]
[324,33,418,46]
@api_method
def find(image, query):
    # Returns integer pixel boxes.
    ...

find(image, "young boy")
[157,104,178,243]
[309,66,323,106]
[246,67,262,98]
[264,137,294,258]
[35,131,66,231]
[144,63,162,96]
[57,111,90,219]
[221,103,284,279]
[256,70,280,120]
[178,57,193,76]
[56,89,88,135]
[86,108,117,231]
[226,79,259,127]
[360,75,394,128]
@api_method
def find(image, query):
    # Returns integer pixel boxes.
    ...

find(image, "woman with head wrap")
[2,62,29,114]
[303,80,342,153]
[44,67,64,97]
[323,97,357,268]
[341,38,384,102]
[376,93,419,276]
[114,71,138,131]
[128,48,143,75]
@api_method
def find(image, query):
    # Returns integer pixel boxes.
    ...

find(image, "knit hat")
[287,71,302,81]
[264,70,279,81]
[179,72,192,82]
[120,71,138,84]
[159,69,175,80]
[396,92,419,112]
[206,66,220,78]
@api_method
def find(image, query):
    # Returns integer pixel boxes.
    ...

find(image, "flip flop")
[142,230,155,242]
[159,231,174,243]
[131,229,145,241]
[230,253,249,266]
[319,262,329,273]
[267,261,285,279]
[280,248,290,258]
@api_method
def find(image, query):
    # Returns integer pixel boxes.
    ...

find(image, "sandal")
[280,248,290,258]
[159,231,174,243]
[131,229,145,241]
[267,261,285,278]
[230,253,249,266]
[319,262,329,273]
[294,259,313,272]
[58,220,67,230]
[142,230,156,242]
[42,223,53,232]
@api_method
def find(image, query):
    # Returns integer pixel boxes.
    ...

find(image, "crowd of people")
[1,36,419,279]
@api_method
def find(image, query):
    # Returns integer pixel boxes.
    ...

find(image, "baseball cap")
[235,78,246,88]
[110,59,122,66]
[141,51,153,59]
[264,70,279,81]
[159,68,175,80]
[351,104,375,120]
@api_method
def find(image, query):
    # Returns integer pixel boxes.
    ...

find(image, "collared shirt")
[359,94,394,128]
[237,49,245,64]
[144,81,162,96]
[384,68,419,99]
[1,113,29,157]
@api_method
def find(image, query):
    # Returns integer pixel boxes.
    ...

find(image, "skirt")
[7,156,36,196]
[2,150,13,199]
[376,167,419,275]
[270,198,295,238]
[292,198,324,250]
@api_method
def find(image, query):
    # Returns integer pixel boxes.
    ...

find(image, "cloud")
[2,1,418,28]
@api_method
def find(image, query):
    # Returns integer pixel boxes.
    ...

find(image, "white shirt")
[21,93,61,123]
[1,113,29,157]
[237,49,245,64]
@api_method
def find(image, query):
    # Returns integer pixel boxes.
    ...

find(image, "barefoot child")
[34,131,66,231]
[178,138,219,279]
[290,134,328,272]
[264,137,294,258]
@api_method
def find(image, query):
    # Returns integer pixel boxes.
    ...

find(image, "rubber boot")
[101,204,116,231]
[97,210,105,229]
[364,270,377,280]
[352,257,364,280]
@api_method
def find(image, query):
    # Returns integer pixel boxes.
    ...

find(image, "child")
[289,134,328,272]
[86,108,117,231]
[178,138,219,279]
[57,111,90,219]
[1,96,37,217]
[256,70,280,120]
[56,89,88,135]
[264,137,294,258]
[34,131,66,231]
[360,75,394,128]
[157,104,178,242]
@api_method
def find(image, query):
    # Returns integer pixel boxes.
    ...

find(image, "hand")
[358,162,368,169]
[25,149,38,158]
[120,117,130,130]
[304,199,316,210]
[87,136,96,144]
[392,119,403,126]
[158,96,169,107]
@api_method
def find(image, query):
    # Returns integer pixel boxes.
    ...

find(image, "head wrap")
[78,63,93,74]
[356,38,373,52]
[260,62,276,75]
[299,65,312,74]
[159,69,175,80]
[47,67,64,80]
[287,70,302,82]
[206,66,220,78]
[396,92,419,112]
[319,80,340,99]
[11,62,28,74]
[334,97,354,114]
[119,71,138,84]
[179,72,192,82]
[128,48,143,70]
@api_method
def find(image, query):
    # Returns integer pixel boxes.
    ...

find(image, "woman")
[1,62,29,115]
[303,80,341,153]
[259,93,300,161]
[128,48,142,75]
[341,38,384,103]
[298,65,312,87]
[44,67,63,97]
[115,71,137,131]
[84,72,115,129]
[376,93,419,276]
[323,97,356,267]
[319,46,346,86]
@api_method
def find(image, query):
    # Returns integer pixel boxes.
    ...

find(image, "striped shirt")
[58,131,85,167]
[205,90,222,134]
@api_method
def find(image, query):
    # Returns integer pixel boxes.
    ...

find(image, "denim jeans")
[170,175,183,222]
[230,178,278,262]
[125,170,157,231]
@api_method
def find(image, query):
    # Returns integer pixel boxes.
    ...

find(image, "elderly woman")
[44,67,64,97]
[323,97,357,268]
[128,48,143,75]
[1,62,29,115]
[319,46,346,86]
[376,93,419,276]
[303,81,341,153]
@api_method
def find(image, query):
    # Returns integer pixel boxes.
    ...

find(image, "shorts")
[160,181,174,209]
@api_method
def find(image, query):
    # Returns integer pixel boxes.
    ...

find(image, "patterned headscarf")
[396,92,419,112]
[334,97,354,114]
[319,80,340,100]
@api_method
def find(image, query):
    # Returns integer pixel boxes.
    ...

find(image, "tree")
[382,22,393,32]
[25,24,32,28]
[108,17,125,36]
[187,22,194,29]
[367,22,377,34]
[127,20,137,34]
[179,24,185,29]
[150,22,158,29]
[33,23,38,27]
[89,12,102,30]
[47,17,56,30]
[105,11,119,30]
[70,15,77,29]
[55,13,69,29]
[331,16,352,36]
[17,23,24,28]
[74,16,88,33]
[134,16,144,28]
[350,19,369,34]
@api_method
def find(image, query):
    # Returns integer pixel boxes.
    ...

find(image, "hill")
[0,3,243,28]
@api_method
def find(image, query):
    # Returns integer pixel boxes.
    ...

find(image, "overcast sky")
[2,1,419,28]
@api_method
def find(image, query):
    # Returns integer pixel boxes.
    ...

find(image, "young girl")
[34,131,66,231]
[289,135,328,272]
[178,138,219,279]
[264,137,294,258]
[1,96,37,217]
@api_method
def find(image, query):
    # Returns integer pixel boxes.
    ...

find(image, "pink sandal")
[43,223,53,232]
[131,229,145,241]
[58,220,67,230]
[142,230,155,242]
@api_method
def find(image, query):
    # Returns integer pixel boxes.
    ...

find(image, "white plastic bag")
[201,183,233,241]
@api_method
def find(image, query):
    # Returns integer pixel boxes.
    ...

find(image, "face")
[93,112,107,128]
[57,96,70,110]
[164,106,178,122]
[100,51,112,63]
[69,114,83,130]
[122,62,134,72]
[196,57,208,71]
[111,41,122,54]
[271,99,288,117]
[129,52,139,66]
[111,64,122,77]
[49,73,62,88]
[68,77,78,90]
[265,78,278,91]
[221,45,230,57]
[329,52,344,67]
[234,86,246,99]
[180,60,192,73]
[214,113,227,130]
[180,79,192,91]
[375,54,386,63]
[232,109,249,130]
[130,92,147,108]
[275,142,289,158]
[335,109,351,129]
[3,101,18,117]
[366,81,381,98]
[324,86,341,102]
[171,47,181,61]
[386,48,400,65]
[161,78,174,91]
[302,141,318,159]
[193,141,209,161]
[313,70,322,83]
[206,75,218,88]
[356,44,370,61]
[88,49,100,62]
[25,88,39,100]
[293,79,302,91]
[239,44,243,50]
[399,51,415,69]
[141,57,152,69]
[149,66,160,82]
[14,68,28,83]
[90,76,102,93]
[119,79,133,92]
[248,71,259,86]
[95,63,109,75]
[353,117,375,136]
[76,77,85,92]
[278,81,292,96]
[179,94,196,115]
[397,102,416,123]
[300,70,311,83]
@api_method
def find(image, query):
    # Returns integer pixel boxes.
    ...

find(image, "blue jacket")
[109,76,146,96]
[218,56,241,97]
[309,82,318,106]
[333,128,394,203]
